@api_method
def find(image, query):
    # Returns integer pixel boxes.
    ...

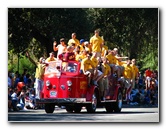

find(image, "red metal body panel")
[40,60,121,106]
[42,61,89,100]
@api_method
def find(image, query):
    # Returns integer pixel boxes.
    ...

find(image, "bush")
[8,54,36,75]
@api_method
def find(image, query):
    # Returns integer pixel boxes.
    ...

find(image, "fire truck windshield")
[62,62,78,73]
[45,61,62,74]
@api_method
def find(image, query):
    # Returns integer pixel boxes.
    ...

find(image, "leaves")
[8,8,158,74]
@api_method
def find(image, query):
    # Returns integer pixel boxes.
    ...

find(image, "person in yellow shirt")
[101,41,108,58]
[101,57,111,100]
[91,53,104,86]
[106,50,117,64]
[68,32,80,47]
[90,29,103,61]
[45,52,57,63]
[116,57,126,79]
[81,53,95,87]
[75,50,87,62]
[91,53,98,68]
[106,50,118,75]
[26,52,46,99]
[122,60,134,102]
[130,58,139,89]
[113,48,128,79]
[84,41,92,53]
[79,39,85,52]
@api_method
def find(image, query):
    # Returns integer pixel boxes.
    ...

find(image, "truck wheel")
[45,103,55,113]
[86,92,97,113]
[66,106,74,113]
[113,90,123,113]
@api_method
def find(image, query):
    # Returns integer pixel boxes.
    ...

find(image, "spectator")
[26,51,47,99]
[26,73,33,88]
[145,67,153,90]
[14,73,20,88]
[8,71,12,88]
[8,87,13,111]
[11,88,20,111]
[24,91,36,109]
[17,89,26,110]
[23,69,28,85]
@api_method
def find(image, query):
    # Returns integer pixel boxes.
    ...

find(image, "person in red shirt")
[145,67,153,90]
[63,46,75,62]
[145,67,153,77]
[62,46,75,71]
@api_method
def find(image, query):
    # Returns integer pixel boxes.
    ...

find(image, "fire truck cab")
[36,60,123,113]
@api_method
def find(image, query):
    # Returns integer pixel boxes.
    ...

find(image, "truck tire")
[113,90,123,113]
[44,103,55,113]
[86,92,97,113]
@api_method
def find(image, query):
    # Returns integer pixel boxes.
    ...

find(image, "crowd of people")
[8,29,158,111]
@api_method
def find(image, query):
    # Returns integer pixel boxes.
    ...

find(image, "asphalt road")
[8,105,159,122]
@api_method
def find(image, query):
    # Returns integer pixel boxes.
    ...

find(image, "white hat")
[84,41,89,45]
[113,48,118,51]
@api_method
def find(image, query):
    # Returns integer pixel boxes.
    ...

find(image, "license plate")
[50,91,57,97]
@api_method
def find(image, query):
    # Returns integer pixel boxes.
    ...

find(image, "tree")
[8,8,159,72]
[8,8,91,58]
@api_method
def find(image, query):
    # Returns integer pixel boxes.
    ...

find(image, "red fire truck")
[36,60,123,113]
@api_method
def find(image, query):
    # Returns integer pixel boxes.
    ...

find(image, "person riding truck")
[81,52,95,88]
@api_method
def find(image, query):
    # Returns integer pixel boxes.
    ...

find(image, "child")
[11,88,19,111]
[24,92,36,109]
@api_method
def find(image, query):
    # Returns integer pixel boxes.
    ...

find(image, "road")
[8,105,159,122]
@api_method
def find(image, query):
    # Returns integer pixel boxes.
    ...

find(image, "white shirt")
[11,92,18,100]
[57,45,66,58]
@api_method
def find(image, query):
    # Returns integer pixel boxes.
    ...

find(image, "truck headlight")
[67,80,72,86]
[46,80,50,86]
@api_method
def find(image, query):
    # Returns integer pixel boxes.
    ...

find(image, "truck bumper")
[36,98,86,104]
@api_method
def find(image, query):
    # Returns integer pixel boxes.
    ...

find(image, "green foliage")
[8,51,36,75]
[8,8,92,56]
[8,8,159,73]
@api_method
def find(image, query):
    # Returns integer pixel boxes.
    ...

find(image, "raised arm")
[53,41,58,51]
[26,52,37,66]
